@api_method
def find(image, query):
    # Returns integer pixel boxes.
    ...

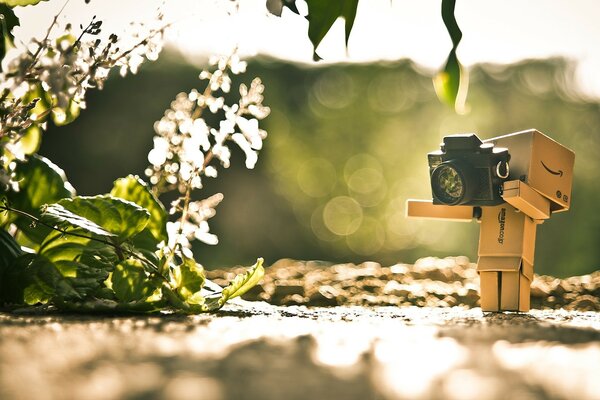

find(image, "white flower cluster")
[146,53,270,249]
[0,12,167,170]
[166,193,224,249]
[145,54,270,193]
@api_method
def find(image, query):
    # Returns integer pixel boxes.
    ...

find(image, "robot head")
[485,129,575,213]
[427,130,575,213]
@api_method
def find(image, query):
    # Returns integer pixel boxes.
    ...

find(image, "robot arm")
[501,180,551,220]
[406,199,476,222]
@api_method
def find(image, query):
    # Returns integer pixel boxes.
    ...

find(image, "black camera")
[428,134,510,206]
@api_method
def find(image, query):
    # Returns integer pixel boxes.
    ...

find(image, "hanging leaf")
[304,0,360,61]
[110,175,168,244]
[434,0,467,111]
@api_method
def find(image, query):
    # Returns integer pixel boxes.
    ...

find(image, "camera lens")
[431,161,474,205]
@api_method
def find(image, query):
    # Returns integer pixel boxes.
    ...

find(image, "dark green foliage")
[1,176,264,311]
[110,175,168,244]
[3,155,75,244]
[111,259,154,302]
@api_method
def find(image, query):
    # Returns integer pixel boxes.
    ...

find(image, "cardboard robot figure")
[407,129,574,312]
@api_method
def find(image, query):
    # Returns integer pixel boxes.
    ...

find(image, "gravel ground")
[207,257,600,311]
[1,257,599,400]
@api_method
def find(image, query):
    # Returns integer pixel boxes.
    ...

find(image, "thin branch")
[28,0,71,70]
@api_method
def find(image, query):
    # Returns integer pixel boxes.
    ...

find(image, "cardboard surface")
[479,270,532,312]
[477,204,537,264]
[522,260,534,281]
[486,129,575,213]
[477,257,534,280]
[501,271,520,310]
[502,180,550,220]
[405,200,474,221]
[480,271,499,312]
[477,256,522,272]
[519,274,531,312]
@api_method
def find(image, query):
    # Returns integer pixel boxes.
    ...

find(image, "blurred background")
[36,55,599,277]
[14,1,600,276]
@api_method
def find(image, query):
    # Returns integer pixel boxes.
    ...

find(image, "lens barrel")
[431,160,475,205]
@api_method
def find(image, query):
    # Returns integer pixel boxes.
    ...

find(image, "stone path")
[1,301,599,400]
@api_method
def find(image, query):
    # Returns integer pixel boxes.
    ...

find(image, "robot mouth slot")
[540,160,563,177]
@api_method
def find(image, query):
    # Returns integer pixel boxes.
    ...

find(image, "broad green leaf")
[305,0,359,61]
[0,228,22,267]
[434,0,467,111]
[0,4,18,69]
[0,254,78,305]
[111,259,153,302]
[39,229,117,299]
[5,155,75,244]
[21,257,64,305]
[110,175,168,244]
[208,258,264,310]
[0,0,49,6]
[170,255,205,303]
[52,195,150,241]
[42,203,115,237]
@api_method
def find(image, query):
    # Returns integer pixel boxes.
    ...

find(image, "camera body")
[428,134,510,206]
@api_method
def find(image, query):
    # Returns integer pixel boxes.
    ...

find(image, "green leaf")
[17,125,42,156]
[42,203,115,237]
[39,229,117,300]
[0,0,49,6]
[0,254,78,305]
[0,228,23,267]
[49,195,150,241]
[434,0,467,111]
[110,175,168,244]
[51,98,81,126]
[208,258,264,310]
[4,155,75,244]
[305,0,359,61]
[0,4,18,69]
[111,259,153,302]
[171,254,205,303]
